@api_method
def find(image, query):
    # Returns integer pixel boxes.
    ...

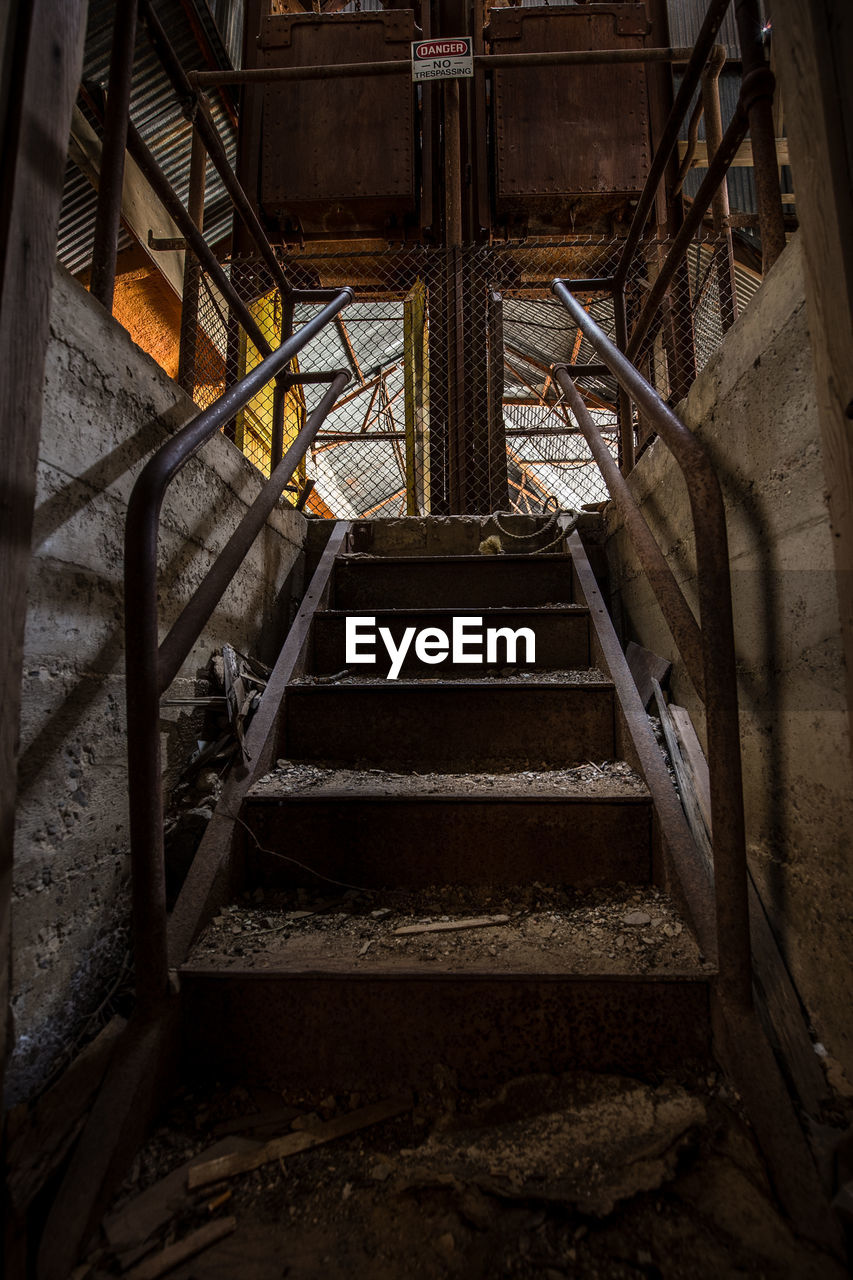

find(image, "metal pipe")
[124,289,351,1011]
[615,3,733,287]
[626,103,750,362]
[270,380,285,472]
[286,368,349,384]
[673,96,705,196]
[553,367,703,692]
[177,124,207,394]
[141,0,291,300]
[552,278,752,1013]
[613,286,634,473]
[553,277,614,292]
[157,373,349,690]
[292,288,353,302]
[701,48,738,330]
[734,0,786,270]
[444,79,463,247]
[90,0,138,309]
[125,119,273,359]
[188,47,702,88]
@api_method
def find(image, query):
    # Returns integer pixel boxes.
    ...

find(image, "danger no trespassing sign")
[411,38,474,83]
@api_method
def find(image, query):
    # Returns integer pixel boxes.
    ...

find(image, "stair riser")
[334,557,576,610]
[310,609,591,677]
[281,685,615,769]
[181,974,712,1095]
[243,797,652,888]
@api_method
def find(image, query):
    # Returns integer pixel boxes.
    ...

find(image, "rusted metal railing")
[552,278,751,1014]
[125,292,352,1014]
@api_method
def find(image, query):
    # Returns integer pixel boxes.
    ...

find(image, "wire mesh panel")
[183,233,752,518]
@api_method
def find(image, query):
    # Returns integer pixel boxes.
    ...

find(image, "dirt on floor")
[84,1068,847,1280]
[186,884,708,976]
[249,760,649,801]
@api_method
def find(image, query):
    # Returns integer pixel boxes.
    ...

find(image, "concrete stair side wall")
[604,234,853,1084]
[7,266,308,1105]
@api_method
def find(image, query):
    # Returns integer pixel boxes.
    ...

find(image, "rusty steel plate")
[310,607,592,676]
[280,680,616,769]
[260,12,416,228]
[333,554,578,610]
[491,5,651,200]
[180,969,712,1094]
[244,792,652,889]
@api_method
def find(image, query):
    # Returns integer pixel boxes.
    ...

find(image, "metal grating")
[184,234,748,518]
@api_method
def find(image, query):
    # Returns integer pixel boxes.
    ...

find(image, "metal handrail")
[615,0,734,287]
[124,289,352,1014]
[552,278,751,1014]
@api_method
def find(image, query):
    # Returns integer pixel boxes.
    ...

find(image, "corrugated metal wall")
[58,0,240,277]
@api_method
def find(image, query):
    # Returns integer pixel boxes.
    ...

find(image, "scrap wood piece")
[103,1136,259,1250]
[211,1103,302,1138]
[653,679,712,868]
[124,1217,236,1280]
[187,1097,412,1191]
[394,915,510,938]
[627,641,672,710]
[667,703,711,834]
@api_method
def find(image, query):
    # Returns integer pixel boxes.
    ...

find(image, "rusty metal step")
[179,967,712,1096]
[242,790,652,890]
[333,554,577,610]
[309,606,591,677]
[280,678,616,770]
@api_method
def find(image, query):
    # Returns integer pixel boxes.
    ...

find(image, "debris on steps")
[289,667,610,687]
[250,758,648,800]
[85,1070,846,1280]
[187,883,707,975]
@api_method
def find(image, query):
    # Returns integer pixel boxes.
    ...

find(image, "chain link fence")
[182,233,752,518]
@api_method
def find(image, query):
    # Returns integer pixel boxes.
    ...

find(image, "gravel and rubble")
[250,758,648,800]
[86,1068,845,1280]
[187,883,707,976]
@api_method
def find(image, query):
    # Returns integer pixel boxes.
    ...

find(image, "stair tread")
[338,553,575,565]
[248,760,650,802]
[288,668,612,689]
[183,886,709,980]
[320,604,590,614]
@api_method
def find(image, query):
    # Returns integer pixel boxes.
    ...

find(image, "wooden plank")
[658,704,828,1118]
[68,106,185,298]
[677,137,791,168]
[668,704,711,836]
[103,1136,259,1251]
[124,1217,237,1280]
[394,915,510,938]
[187,1096,411,1190]
[0,0,87,1105]
[652,680,713,871]
[626,641,671,710]
[772,0,853,740]
[748,873,829,1119]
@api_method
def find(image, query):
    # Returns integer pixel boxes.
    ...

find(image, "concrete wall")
[605,235,853,1076]
[8,267,307,1105]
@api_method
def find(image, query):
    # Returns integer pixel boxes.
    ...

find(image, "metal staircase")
[177,521,715,1097]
